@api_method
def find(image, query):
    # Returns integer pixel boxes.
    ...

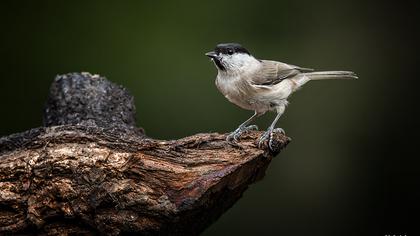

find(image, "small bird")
[206,43,357,148]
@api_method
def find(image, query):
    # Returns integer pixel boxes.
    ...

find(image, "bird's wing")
[250,60,313,86]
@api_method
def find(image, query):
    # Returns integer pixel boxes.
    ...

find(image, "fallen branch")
[0,72,290,235]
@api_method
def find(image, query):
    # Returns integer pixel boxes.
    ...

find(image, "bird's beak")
[205,51,218,59]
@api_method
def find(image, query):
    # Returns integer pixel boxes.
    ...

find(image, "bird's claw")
[226,125,258,142]
[258,128,285,149]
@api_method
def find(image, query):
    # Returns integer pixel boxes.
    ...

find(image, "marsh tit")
[206,43,357,149]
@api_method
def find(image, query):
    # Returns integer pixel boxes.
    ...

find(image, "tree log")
[0,72,290,235]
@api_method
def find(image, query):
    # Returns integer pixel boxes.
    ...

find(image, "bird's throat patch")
[214,58,226,71]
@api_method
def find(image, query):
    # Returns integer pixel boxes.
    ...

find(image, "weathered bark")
[0,72,290,235]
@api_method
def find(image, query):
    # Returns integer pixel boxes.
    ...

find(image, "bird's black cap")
[214,43,250,55]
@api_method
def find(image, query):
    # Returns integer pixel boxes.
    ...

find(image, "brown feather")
[250,60,313,86]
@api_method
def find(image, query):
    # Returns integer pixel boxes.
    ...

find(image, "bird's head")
[206,43,258,74]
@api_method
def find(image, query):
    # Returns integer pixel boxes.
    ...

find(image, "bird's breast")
[215,75,256,111]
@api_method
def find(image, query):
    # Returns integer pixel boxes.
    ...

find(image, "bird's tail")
[291,71,357,88]
[303,71,358,80]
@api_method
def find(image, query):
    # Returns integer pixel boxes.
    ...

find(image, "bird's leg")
[258,106,286,149]
[227,111,261,142]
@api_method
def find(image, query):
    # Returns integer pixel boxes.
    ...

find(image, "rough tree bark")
[0,72,290,235]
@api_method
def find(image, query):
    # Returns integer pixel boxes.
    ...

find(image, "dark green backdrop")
[1,1,418,235]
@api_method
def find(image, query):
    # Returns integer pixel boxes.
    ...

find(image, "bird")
[205,43,357,149]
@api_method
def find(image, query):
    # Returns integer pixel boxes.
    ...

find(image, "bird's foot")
[226,125,258,142]
[258,128,285,149]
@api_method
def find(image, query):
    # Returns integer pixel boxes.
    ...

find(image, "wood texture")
[0,73,290,235]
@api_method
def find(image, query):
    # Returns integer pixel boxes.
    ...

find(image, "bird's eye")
[227,49,234,55]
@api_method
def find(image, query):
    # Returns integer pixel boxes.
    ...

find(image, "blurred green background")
[1,0,418,235]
